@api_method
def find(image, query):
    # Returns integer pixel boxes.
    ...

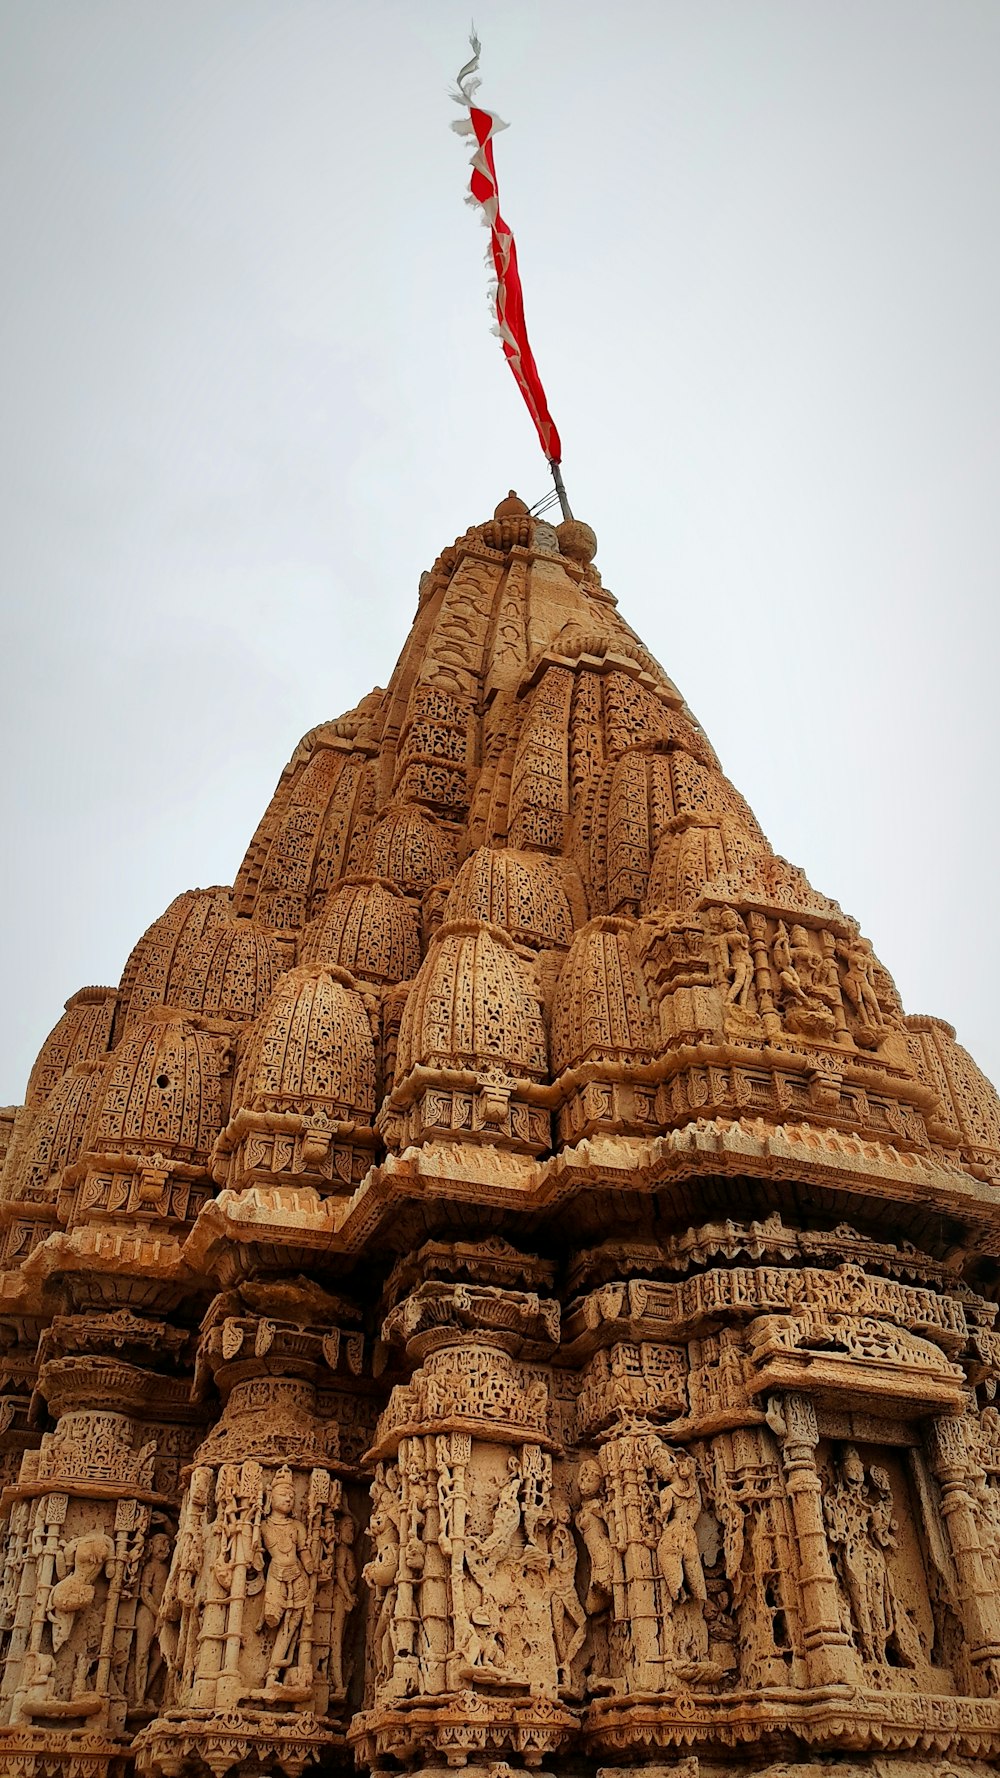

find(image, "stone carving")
[823,1447,923,1668]
[5,492,1000,1778]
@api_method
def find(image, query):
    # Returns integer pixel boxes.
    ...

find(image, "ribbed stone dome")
[298,877,421,986]
[551,916,657,1074]
[233,964,376,1120]
[645,813,765,913]
[444,847,578,950]
[396,921,547,1081]
[9,1061,106,1201]
[86,1008,229,1163]
[170,916,281,1024]
[362,805,457,895]
[25,986,117,1110]
[115,886,233,1036]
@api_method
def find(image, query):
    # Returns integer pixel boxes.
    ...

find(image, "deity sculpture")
[823,1447,920,1667]
[261,1468,313,1688]
[548,1500,587,1686]
[718,910,755,1010]
[131,1531,171,1705]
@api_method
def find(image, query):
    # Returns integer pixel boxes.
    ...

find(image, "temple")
[2,491,1000,1778]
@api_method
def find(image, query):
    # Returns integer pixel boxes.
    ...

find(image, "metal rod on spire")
[549,460,572,521]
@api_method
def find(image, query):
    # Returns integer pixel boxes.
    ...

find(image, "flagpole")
[549,460,572,521]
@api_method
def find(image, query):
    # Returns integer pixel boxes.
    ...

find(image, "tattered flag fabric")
[451,35,562,465]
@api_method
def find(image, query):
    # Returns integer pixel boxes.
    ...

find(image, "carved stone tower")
[2,492,1000,1778]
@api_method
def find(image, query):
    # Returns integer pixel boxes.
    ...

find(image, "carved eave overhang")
[315,1116,1000,1265]
[744,1310,968,1416]
[579,1689,1000,1763]
[12,1223,197,1315]
[181,1186,349,1285]
[541,1120,1000,1253]
[561,1262,968,1356]
[564,1215,979,1292]
[133,1711,341,1778]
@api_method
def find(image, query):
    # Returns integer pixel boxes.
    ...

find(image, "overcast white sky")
[2,0,999,1102]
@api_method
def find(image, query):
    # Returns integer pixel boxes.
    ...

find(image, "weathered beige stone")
[2,498,1000,1778]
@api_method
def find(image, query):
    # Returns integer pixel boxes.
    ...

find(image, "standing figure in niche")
[836,936,887,1033]
[652,1445,707,1605]
[868,1465,921,1666]
[328,1509,358,1697]
[363,1474,401,1688]
[824,1447,916,1666]
[261,1468,313,1687]
[132,1530,171,1705]
[548,1500,587,1686]
[575,1460,616,1614]
[718,910,755,1010]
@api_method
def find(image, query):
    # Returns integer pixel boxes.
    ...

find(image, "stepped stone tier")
[2,493,1000,1778]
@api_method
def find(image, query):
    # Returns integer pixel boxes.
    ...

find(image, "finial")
[494,491,529,519]
[556,519,597,564]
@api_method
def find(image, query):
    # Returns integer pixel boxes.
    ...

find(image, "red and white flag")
[451,35,562,465]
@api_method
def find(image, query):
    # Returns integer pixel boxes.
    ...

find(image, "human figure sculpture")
[824,1447,916,1666]
[261,1469,313,1687]
[773,921,810,1008]
[575,1459,615,1614]
[328,1509,358,1696]
[789,924,838,1009]
[718,909,755,1009]
[363,1482,401,1687]
[132,1530,171,1704]
[836,936,886,1032]
[651,1444,707,1605]
[548,1500,587,1686]
[47,1531,115,1656]
[481,1455,523,1559]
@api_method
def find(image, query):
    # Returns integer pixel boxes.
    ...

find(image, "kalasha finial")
[494,491,529,519]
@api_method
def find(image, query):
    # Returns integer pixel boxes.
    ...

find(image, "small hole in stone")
[156,1074,170,1089]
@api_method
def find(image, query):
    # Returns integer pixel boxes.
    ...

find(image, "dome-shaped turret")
[444,848,579,950]
[25,986,117,1109]
[396,921,547,1081]
[298,878,421,987]
[233,964,376,1121]
[551,917,657,1075]
[170,916,281,1024]
[362,806,457,896]
[6,1061,105,1202]
[645,813,766,913]
[86,1009,229,1163]
[114,887,232,1037]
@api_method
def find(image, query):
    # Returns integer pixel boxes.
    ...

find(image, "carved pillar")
[349,1263,577,1775]
[136,1289,364,1778]
[768,1391,861,1687]
[0,1338,196,1778]
[926,1411,1000,1689]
